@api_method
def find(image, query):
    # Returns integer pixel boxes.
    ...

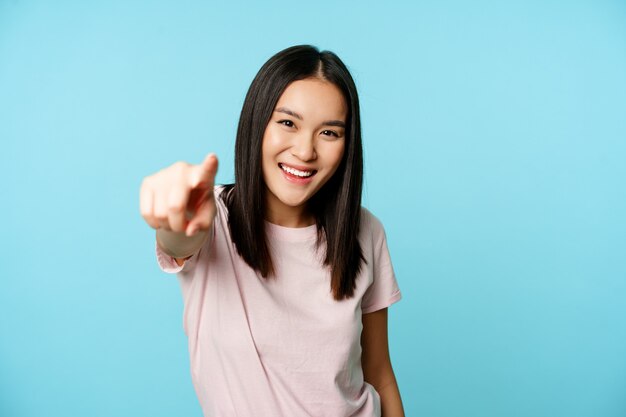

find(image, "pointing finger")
[189,153,219,189]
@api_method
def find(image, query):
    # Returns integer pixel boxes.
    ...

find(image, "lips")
[277,163,317,184]
[278,163,318,178]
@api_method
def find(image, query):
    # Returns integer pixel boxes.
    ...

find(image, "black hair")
[220,44,365,301]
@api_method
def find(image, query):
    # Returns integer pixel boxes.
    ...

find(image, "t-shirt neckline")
[264,220,317,242]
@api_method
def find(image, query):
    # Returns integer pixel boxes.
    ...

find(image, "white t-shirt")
[156,185,402,416]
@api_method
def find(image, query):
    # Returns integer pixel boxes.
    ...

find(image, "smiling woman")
[140,44,404,417]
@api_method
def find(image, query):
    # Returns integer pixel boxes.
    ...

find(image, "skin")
[143,76,404,415]
[362,308,406,417]
[140,152,219,265]
[261,77,346,227]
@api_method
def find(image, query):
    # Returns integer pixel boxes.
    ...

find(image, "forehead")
[275,78,347,120]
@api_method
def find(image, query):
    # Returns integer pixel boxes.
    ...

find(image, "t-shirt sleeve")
[361,215,402,314]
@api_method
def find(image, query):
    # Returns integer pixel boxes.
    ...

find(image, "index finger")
[189,153,219,189]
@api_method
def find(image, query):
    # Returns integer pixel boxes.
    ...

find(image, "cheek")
[262,126,289,155]
[260,140,272,177]
[328,142,346,167]
[261,129,277,165]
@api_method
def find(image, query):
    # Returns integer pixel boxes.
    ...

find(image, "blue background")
[1,1,625,416]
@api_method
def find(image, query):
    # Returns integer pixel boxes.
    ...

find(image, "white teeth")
[280,164,314,177]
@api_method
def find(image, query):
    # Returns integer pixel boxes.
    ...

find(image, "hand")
[140,153,219,237]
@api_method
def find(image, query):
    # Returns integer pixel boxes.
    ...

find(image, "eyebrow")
[275,107,346,128]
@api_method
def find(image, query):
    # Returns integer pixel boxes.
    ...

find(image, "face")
[261,77,347,225]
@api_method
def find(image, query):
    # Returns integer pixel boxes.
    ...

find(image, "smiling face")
[261,77,348,227]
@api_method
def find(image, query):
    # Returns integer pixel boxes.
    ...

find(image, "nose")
[290,132,317,161]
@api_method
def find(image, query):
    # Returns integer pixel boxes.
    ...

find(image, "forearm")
[156,227,209,258]
[377,377,405,417]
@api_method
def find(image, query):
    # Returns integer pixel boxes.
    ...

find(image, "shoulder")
[358,206,388,249]
[213,184,233,213]
[359,206,385,235]
[205,184,231,235]
[214,183,228,200]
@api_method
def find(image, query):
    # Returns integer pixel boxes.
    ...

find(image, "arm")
[156,226,211,266]
[361,308,405,417]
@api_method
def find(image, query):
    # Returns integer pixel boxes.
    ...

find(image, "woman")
[140,44,405,417]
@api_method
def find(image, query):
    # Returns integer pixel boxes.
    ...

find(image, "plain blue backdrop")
[1,1,625,416]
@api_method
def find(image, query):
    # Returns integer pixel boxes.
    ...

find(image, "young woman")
[140,45,405,417]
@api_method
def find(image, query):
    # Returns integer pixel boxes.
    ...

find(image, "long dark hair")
[220,44,365,301]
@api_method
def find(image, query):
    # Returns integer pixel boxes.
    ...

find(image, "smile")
[278,163,317,178]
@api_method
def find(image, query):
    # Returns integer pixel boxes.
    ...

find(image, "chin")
[278,194,310,207]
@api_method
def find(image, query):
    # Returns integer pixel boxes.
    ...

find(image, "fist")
[140,153,219,237]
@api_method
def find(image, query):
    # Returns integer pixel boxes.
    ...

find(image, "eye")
[321,130,340,138]
[278,119,294,128]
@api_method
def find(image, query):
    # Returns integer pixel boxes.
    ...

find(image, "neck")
[265,195,315,228]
